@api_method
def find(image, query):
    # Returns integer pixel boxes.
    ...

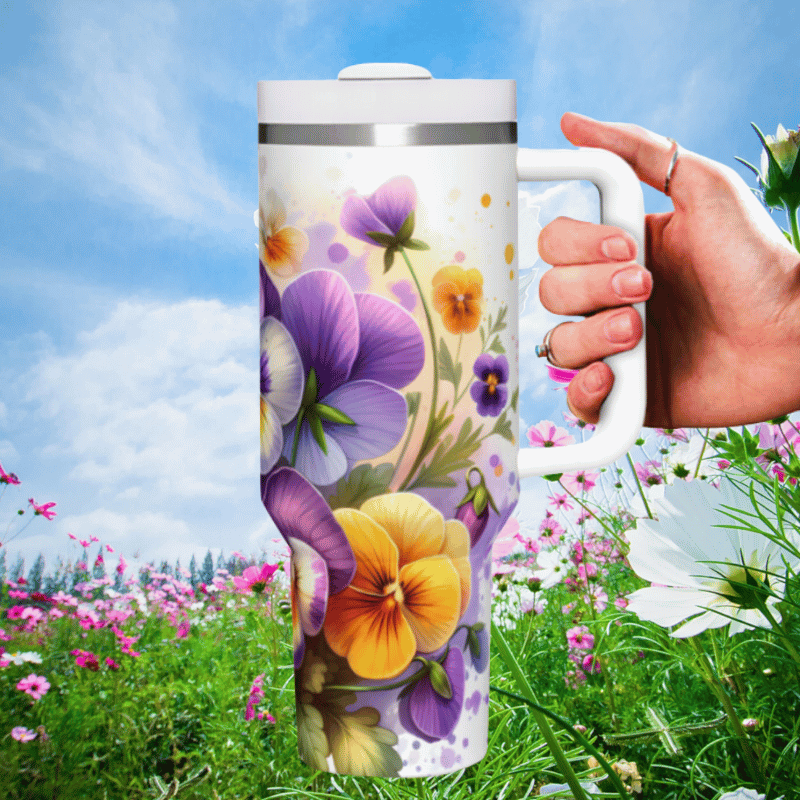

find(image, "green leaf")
[411,414,483,489]
[406,391,422,416]
[305,408,327,455]
[302,367,318,405]
[404,238,430,250]
[510,386,519,413]
[437,337,462,387]
[543,473,563,482]
[365,231,397,246]
[492,409,514,442]
[488,335,506,355]
[315,403,356,426]
[383,247,396,272]
[327,463,394,510]
[428,660,453,700]
[735,156,761,177]
[467,629,481,661]
[397,210,415,242]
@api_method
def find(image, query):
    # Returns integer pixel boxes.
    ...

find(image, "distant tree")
[200,550,214,585]
[92,547,107,581]
[0,550,6,582]
[27,553,45,591]
[158,560,171,577]
[9,554,24,583]
[215,551,226,574]
[189,554,198,589]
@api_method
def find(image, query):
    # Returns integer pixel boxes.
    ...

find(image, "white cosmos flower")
[533,545,573,590]
[625,479,800,638]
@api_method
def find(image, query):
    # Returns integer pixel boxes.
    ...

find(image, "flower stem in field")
[752,595,800,670]
[489,681,631,800]
[491,622,595,800]
[626,453,653,519]
[687,636,764,786]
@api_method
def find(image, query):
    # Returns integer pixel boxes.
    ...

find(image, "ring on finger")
[535,321,574,368]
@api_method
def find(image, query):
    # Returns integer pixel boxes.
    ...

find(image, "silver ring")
[535,323,571,368]
[664,138,681,196]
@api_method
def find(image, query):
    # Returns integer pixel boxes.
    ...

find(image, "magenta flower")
[470,354,509,417]
[233,563,279,594]
[0,462,20,485]
[527,420,575,448]
[105,657,120,670]
[16,673,50,700]
[277,269,424,486]
[566,625,594,650]
[11,726,37,742]
[73,650,100,671]
[28,498,56,519]
[581,654,602,674]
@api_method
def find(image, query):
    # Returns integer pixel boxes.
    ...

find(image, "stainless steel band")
[258,121,517,147]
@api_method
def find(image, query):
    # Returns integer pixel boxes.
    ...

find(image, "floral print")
[323,493,469,680]
[259,170,518,776]
[432,264,484,334]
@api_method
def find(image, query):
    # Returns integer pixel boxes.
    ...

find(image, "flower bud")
[741,123,800,211]
[455,467,499,548]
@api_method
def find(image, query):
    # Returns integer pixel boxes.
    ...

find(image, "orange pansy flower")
[431,265,484,334]
[323,494,470,681]
[258,186,309,278]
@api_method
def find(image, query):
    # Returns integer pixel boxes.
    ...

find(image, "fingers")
[546,307,642,370]
[560,112,687,203]
[565,364,614,426]
[538,217,651,315]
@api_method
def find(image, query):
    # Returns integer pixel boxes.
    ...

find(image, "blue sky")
[1,0,798,575]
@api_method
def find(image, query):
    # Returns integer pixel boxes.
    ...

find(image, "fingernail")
[604,312,634,343]
[600,236,634,261]
[611,267,650,298]
[583,365,606,393]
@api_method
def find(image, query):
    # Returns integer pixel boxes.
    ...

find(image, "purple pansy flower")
[260,316,304,474]
[340,176,417,245]
[279,269,424,486]
[470,354,509,417]
[401,648,465,742]
[264,467,357,669]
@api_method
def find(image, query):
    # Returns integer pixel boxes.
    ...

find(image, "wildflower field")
[2,419,799,800]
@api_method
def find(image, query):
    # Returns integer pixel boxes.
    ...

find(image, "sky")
[1,0,799,577]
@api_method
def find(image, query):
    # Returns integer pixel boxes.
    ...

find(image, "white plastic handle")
[516,147,647,478]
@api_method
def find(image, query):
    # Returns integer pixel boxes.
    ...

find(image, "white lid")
[258,63,515,125]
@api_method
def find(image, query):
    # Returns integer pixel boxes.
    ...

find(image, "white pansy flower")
[625,479,800,638]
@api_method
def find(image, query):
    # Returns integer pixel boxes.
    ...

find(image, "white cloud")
[25,298,258,500]
[3,0,250,236]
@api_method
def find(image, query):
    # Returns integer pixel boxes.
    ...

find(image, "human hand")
[537,112,800,428]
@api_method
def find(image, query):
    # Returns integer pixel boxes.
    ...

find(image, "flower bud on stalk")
[738,122,800,251]
[455,467,499,548]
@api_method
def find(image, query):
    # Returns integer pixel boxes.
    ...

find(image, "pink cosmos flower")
[526,420,575,448]
[28,499,56,519]
[566,625,594,650]
[562,411,595,431]
[561,470,598,494]
[16,674,50,700]
[0,462,20,485]
[11,726,37,742]
[106,657,120,670]
[72,650,100,671]
[233,563,279,594]
[548,493,573,511]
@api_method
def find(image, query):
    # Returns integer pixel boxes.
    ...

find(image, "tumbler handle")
[516,147,646,478]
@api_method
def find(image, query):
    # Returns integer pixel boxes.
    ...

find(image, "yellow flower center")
[486,373,499,394]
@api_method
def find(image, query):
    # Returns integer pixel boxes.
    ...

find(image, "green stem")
[489,684,631,800]
[325,659,427,694]
[391,397,421,488]
[398,247,440,491]
[755,598,800,669]
[491,622,592,800]
[787,202,800,253]
[626,453,653,519]
[693,429,710,480]
[687,637,763,785]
